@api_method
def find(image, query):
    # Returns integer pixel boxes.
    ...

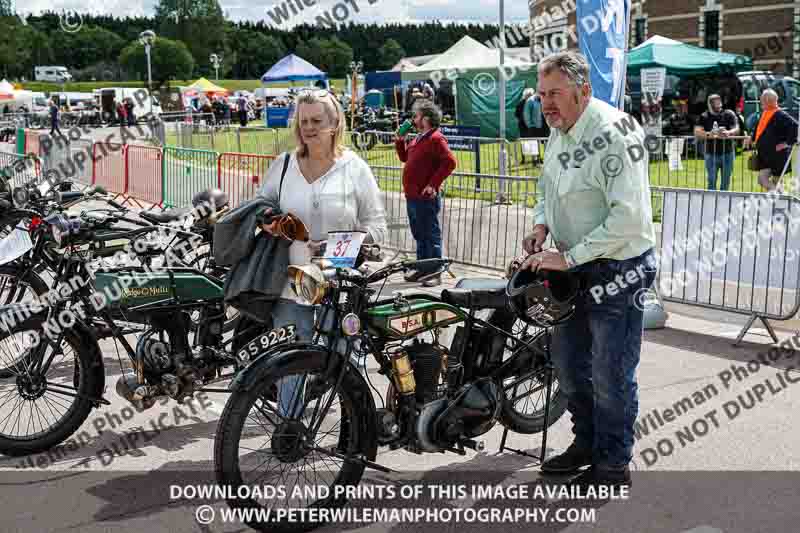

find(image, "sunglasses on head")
[297,89,337,99]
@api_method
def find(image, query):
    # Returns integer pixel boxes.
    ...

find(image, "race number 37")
[324,231,366,267]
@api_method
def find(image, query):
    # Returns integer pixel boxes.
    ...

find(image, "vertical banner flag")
[577,0,631,109]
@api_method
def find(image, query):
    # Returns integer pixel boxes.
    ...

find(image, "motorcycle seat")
[140,207,191,224]
[440,278,508,309]
[192,188,229,211]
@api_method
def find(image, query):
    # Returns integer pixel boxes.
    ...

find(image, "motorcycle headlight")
[47,214,79,247]
[287,264,329,305]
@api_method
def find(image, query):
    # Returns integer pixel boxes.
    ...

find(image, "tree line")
[0,0,524,86]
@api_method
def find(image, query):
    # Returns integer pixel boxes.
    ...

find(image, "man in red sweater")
[395,101,457,286]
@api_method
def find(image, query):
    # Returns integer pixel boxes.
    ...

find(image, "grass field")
[164,126,770,207]
[21,79,348,94]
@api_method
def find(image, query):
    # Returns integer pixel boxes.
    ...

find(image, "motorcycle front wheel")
[215,363,368,533]
[0,315,101,456]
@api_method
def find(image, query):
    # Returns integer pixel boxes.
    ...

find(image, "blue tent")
[261,54,327,83]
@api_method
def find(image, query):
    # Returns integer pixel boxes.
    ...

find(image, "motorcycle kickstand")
[498,329,554,465]
[311,446,396,474]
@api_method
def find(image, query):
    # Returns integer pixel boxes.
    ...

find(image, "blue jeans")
[271,299,364,418]
[550,249,657,469]
[406,195,442,272]
[705,151,734,190]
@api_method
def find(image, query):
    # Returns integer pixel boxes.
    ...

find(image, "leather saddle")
[440,278,509,309]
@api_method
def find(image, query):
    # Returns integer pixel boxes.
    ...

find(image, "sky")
[18,0,532,26]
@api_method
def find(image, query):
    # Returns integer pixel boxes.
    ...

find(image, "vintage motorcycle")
[0,210,285,457]
[214,254,568,532]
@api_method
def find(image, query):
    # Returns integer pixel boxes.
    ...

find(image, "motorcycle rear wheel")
[215,364,367,533]
[498,326,568,434]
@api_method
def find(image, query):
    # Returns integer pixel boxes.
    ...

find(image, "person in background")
[49,98,63,137]
[115,99,127,130]
[522,51,655,488]
[516,89,535,164]
[524,90,548,165]
[238,94,249,127]
[254,99,264,120]
[395,100,457,287]
[745,88,799,191]
[125,98,135,126]
[212,97,223,124]
[257,88,386,417]
[664,99,693,136]
[694,93,739,191]
[2,104,9,115]
[223,98,232,125]
[423,82,435,102]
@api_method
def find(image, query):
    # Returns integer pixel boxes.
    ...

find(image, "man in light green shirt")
[519,51,656,488]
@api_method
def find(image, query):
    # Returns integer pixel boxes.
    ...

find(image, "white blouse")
[257,149,387,300]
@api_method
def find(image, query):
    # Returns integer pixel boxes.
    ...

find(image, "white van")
[94,87,163,121]
[34,66,72,83]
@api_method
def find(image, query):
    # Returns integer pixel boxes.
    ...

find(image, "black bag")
[748,151,760,171]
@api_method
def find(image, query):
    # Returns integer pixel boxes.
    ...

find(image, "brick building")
[529,0,799,77]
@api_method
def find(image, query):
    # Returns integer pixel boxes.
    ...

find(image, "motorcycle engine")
[135,329,173,375]
[405,341,446,403]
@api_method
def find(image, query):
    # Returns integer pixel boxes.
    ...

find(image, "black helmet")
[506,267,579,327]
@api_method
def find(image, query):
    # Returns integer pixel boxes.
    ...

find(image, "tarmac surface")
[0,257,798,533]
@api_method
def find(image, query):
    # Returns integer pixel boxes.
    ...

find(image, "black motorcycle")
[214,254,566,532]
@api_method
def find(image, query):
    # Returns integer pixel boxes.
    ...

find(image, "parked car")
[737,71,800,132]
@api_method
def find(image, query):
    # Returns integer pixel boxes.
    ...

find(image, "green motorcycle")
[0,212,281,457]
[214,255,567,532]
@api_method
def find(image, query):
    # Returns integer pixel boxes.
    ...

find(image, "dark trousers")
[406,195,442,272]
[50,121,62,137]
[239,110,248,127]
[550,249,656,469]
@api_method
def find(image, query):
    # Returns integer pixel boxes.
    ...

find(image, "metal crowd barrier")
[0,150,39,187]
[127,144,164,208]
[92,142,127,198]
[217,152,276,208]
[369,164,538,271]
[654,186,800,344]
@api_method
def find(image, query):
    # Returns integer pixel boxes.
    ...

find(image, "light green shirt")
[532,98,656,267]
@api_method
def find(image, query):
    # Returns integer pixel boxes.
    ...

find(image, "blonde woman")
[257,88,387,416]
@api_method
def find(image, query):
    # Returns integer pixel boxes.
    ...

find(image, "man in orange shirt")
[745,89,798,191]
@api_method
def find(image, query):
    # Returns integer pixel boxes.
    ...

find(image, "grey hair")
[414,100,442,129]
[523,88,536,99]
[707,93,722,112]
[538,51,590,88]
[761,88,779,103]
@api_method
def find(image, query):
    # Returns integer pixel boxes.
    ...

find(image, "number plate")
[237,325,296,363]
[324,231,366,268]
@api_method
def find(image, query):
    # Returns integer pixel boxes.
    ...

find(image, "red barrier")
[217,152,276,208]
[24,130,40,158]
[126,144,163,208]
[92,142,127,197]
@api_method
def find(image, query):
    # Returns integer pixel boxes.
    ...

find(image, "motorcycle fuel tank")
[366,296,465,341]
[93,269,224,308]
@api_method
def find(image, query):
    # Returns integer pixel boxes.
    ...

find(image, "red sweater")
[395,129,457,199]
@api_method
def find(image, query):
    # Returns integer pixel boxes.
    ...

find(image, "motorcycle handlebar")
[364,257,451,284]
[92,225,156,243]
[105,198,127,211]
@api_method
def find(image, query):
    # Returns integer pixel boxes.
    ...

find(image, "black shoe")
[421,275,441,287]
[404,270,426,283]
[569,465,631,489]
[540,444,593,474]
